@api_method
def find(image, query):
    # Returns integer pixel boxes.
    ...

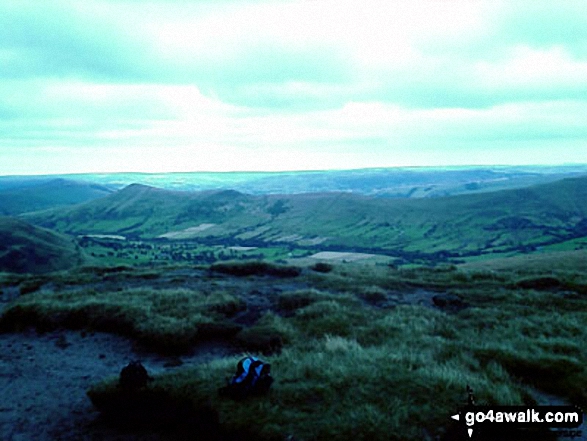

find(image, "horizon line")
[2,162,587,178]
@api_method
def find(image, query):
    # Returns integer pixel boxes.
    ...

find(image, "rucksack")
[119,361,152,390]
[219,356,273,400]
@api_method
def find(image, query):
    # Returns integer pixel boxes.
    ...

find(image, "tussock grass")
[514,276,562,290]
[293,301,370,338]
[310,262,333,273]
[276,289,322,312]
[2,260,586,439]
[357,285,387,303]
[80,264,134,275]
[0,287,244,353]
[88,271,586,439]
[234,312,294,354]
[275,289,356,315]
[88,332,527,440]
[18,276,49,295]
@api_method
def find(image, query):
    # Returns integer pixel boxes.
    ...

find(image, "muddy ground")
[0,329,232,441]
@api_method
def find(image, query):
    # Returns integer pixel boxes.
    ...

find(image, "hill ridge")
[22,176,587,261]
[0,178,113,216]
[0,217,87,273]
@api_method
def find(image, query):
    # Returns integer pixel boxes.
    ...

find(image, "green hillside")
[24,185,270,239]
[23,177,587,260]
[0,217,87,273]
[460,248,587,273]
[0,178,113,215]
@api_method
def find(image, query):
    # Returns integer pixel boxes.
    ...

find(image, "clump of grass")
[275,289,323,313]
[80,265,134,275]
[514,276,562,290]
[0,288,244,353]
[475,347,584,402]
[203,291,246,317]
[293,299,375,339]
[135,271,161,280]
[0,272,27,286]
[357,285,387,303]
[310,262,333,273]
[210,261,302,277]
[235,312,295,354]
[19,276,48,295]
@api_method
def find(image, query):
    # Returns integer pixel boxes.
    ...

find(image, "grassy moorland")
[1,256,585,440]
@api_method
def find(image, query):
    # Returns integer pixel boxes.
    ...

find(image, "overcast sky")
[1,0,586,174]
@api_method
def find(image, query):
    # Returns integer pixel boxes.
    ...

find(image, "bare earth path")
[0,329,232,441]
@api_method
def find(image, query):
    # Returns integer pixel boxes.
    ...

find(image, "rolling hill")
[22,176,587,261]
[3,164,587,199]
[0,217,87,273]
[0,178,113,216]
[230,165,587,197]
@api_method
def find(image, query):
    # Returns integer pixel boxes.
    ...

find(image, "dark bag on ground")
[219,356,273,399]
[119,361,153,390]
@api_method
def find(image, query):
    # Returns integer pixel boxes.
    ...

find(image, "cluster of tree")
[79,236,274,264]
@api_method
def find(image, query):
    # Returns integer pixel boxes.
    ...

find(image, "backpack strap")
[233,357,256,384]
[247,359,264,387]
[257,362,270,377]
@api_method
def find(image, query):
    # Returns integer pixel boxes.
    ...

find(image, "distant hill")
[0,178,113,216]
[0,217,87,273]
[231,166,587,198]
[24,184,268,239]
[23,176,587,261]
[3,164,587,198]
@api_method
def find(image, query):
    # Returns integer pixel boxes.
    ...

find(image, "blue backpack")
[219,356,273,399]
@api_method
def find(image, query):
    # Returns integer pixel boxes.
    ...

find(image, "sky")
[1,0,587,175]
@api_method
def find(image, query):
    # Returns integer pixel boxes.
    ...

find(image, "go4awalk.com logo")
[450,405,584,438]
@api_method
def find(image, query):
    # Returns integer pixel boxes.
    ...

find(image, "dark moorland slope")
[0,217,87,273]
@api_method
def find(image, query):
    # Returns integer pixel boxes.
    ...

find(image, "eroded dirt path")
[0,329,232,441]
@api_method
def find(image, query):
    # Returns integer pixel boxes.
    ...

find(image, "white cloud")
[475,45,587,90]
[1,0,587,174]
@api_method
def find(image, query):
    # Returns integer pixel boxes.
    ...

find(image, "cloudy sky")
[1,0,586,174]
